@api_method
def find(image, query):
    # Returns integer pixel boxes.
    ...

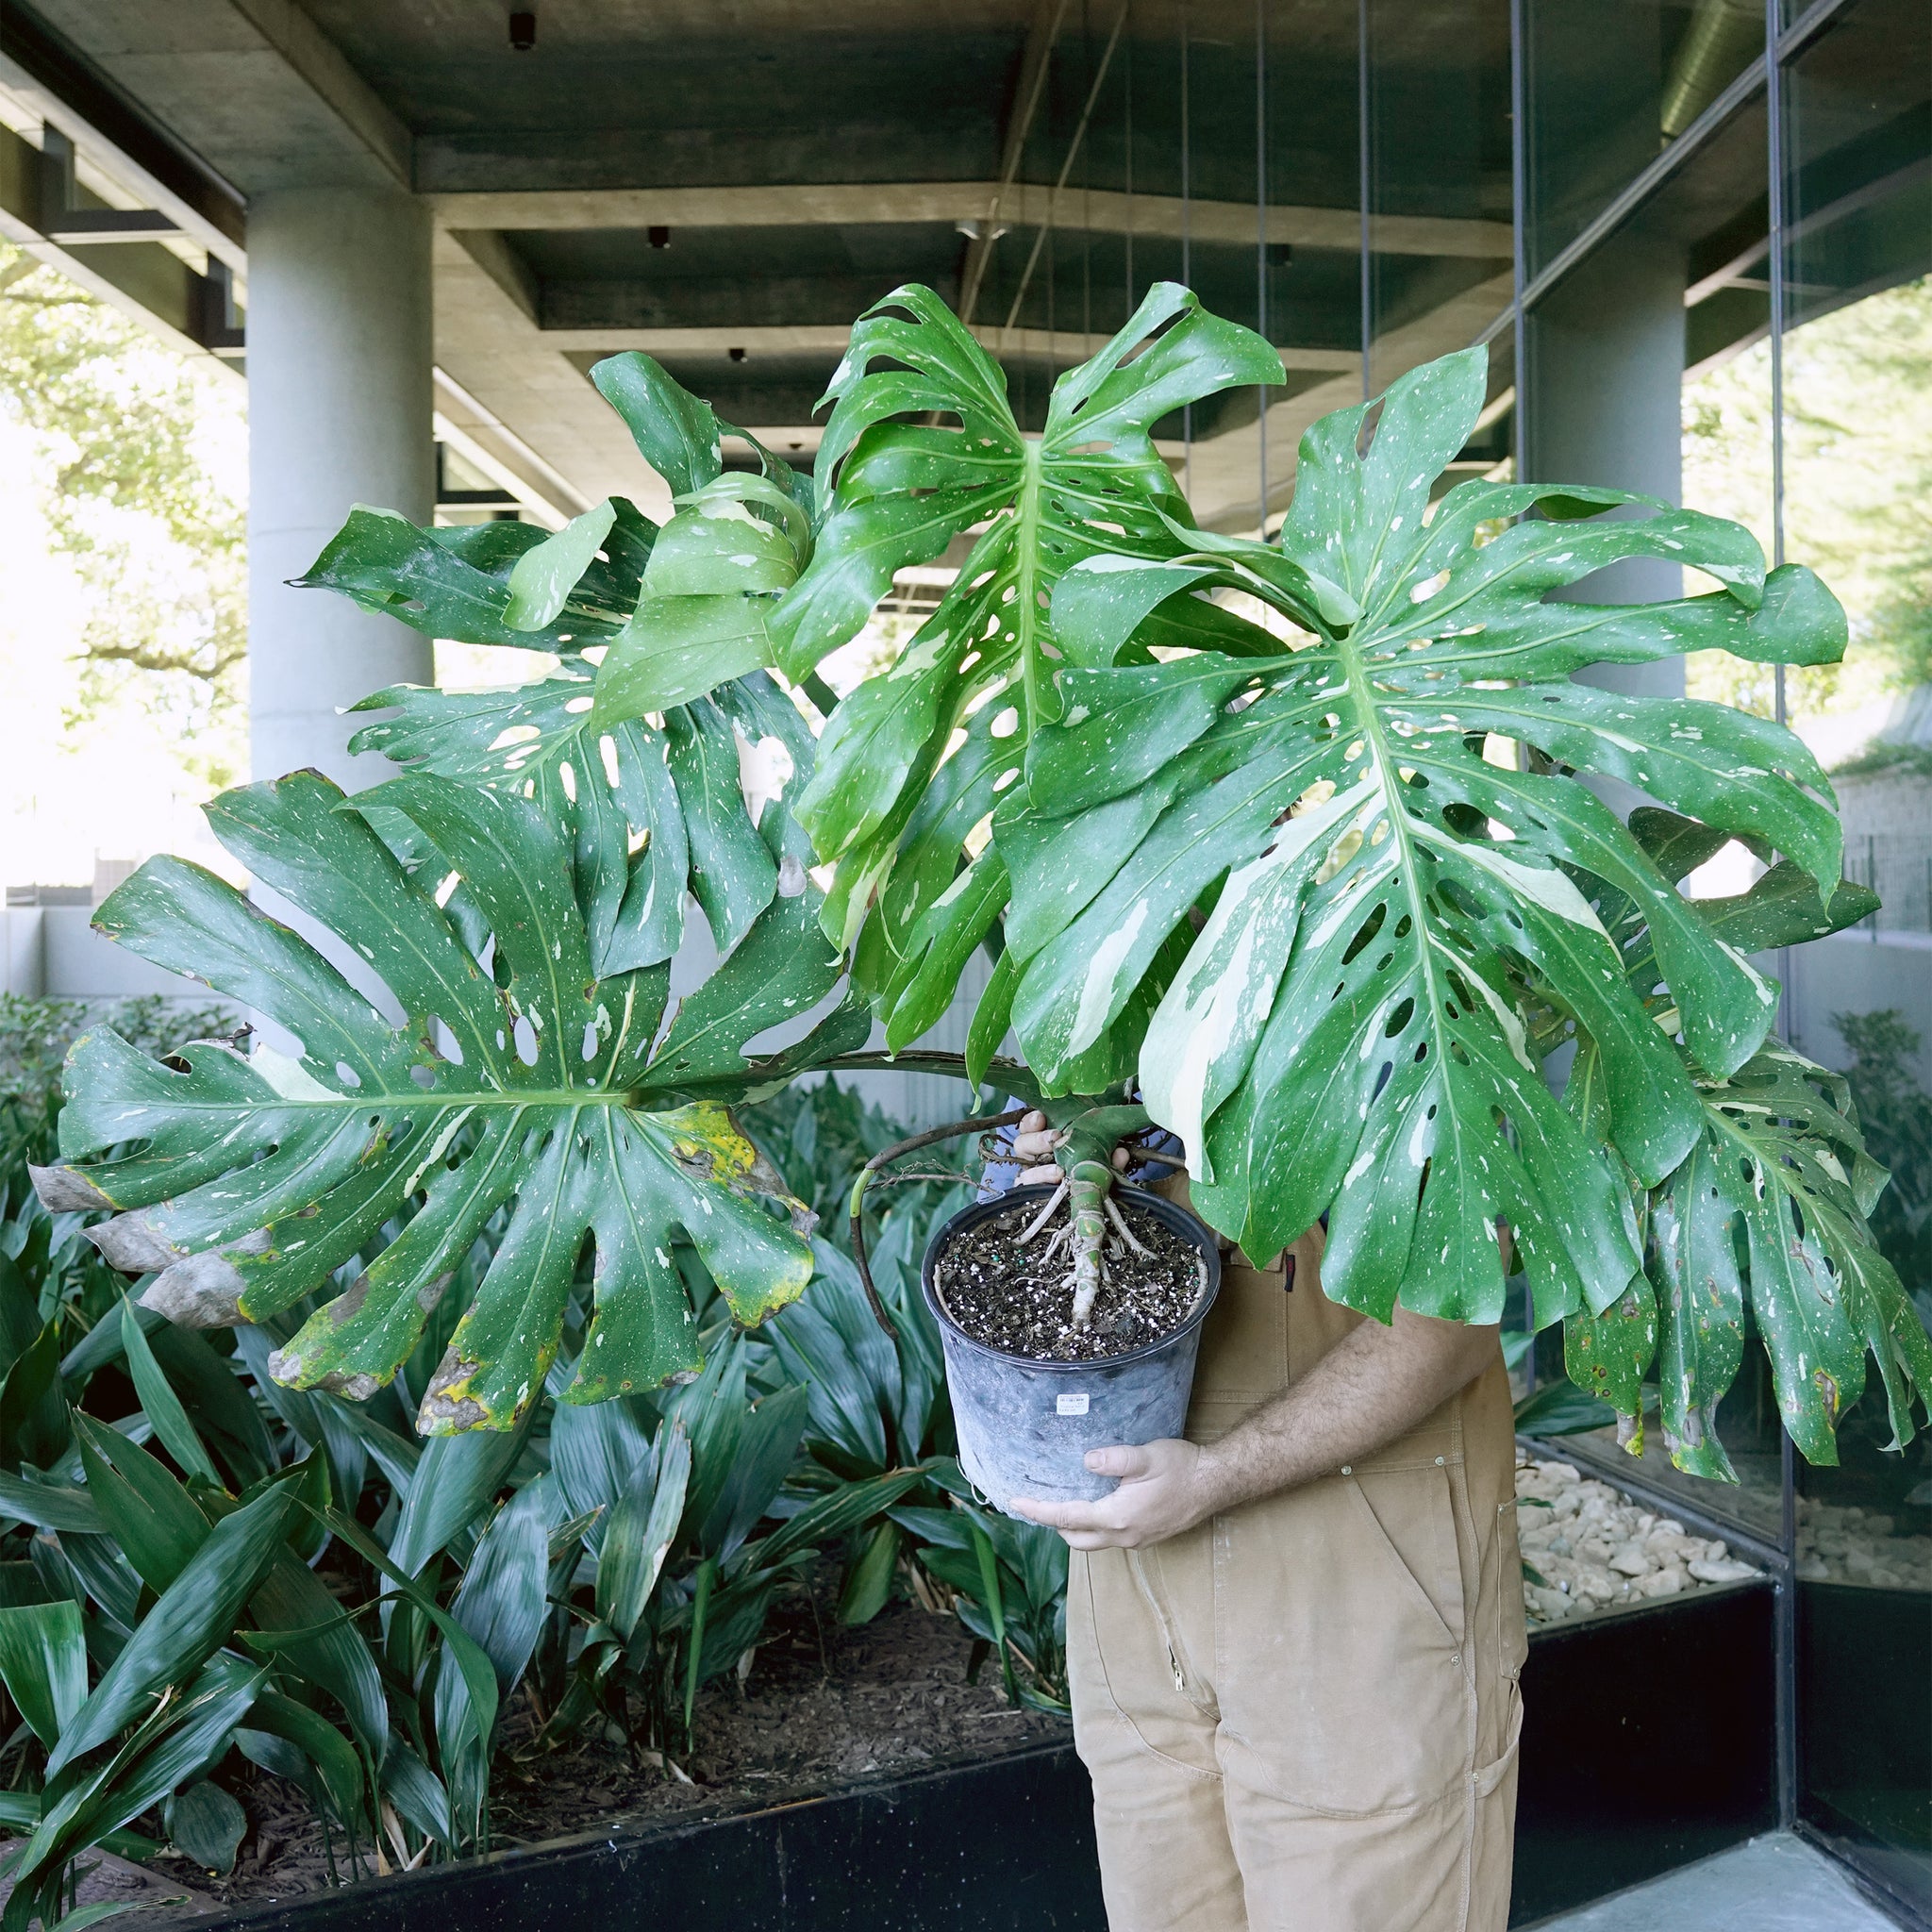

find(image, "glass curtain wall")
[913,6,1924,1901]
[958,0,1514,537]
[1505,2,1931,1915]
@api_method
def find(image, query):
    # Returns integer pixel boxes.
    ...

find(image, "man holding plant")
[1007,1112,1522,1932]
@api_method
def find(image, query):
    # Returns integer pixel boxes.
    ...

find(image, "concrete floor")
[1531,1833,1905,1931]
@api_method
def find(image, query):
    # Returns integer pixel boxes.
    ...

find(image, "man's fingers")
[1112,1145,1131,1170]
[1008,1495,1114,1533]
[1015,1164,1062,1187]
[1011,1127,1065,1161]
[1083,1442,1153,1479]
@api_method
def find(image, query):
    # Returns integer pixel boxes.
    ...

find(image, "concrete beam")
[433,226,669,519]
[0,3,245,266]
[427,181,1513,260]
[35,0,408,193]
[0,119,240,375]
[535,317,1361,375]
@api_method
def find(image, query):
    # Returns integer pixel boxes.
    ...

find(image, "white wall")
[2,906,219,1004]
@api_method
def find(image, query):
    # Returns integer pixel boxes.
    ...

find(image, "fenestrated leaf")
[1648,1141,1743,1482]
[347,664,694,978]
[1006,343,1844,1327]
[1667,858,1879,960]
[1562,1276,1658,1441]
[505,499,618,631]
[1658,1044,1932,1467]
[774,281,1284,1018]
[38,767,818,1433]
[665,698,779,951]
[640,475,809,599]
[293,504,654,656]
[593,352,725,496]
[591,595,774,721]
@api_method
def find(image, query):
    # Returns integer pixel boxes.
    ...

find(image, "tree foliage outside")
[0,245,245,886]
[1683,275,1932,730]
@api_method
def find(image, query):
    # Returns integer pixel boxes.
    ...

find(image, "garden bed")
[1516,1455,1763,1627]
[141,1577,1064,1913]
[99,1461,1784,1932]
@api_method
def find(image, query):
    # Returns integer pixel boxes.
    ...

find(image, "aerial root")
[1104,1194,1151,1257]
[1018,1178,1069,1243]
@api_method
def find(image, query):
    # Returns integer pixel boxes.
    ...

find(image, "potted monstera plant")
[32,283,1928,1520]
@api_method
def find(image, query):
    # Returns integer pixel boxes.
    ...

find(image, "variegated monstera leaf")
[1652,1045,1932,1471]
[294,354,817,981]
[768,282,1288,1082]
[33,763,851,1434]
[1002,344,1850,1334]
[1552,810,1927,1474]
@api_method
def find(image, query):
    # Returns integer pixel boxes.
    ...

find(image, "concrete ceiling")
[15,0,1523,525]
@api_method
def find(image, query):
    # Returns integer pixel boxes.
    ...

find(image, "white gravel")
[1795,1496,1932,1590]
[1516,1456,1761,1626]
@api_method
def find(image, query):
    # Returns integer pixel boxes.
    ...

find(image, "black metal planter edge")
[133,1736,1100,1932]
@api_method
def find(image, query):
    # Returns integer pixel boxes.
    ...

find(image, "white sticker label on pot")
[1057,1392,1091,1416]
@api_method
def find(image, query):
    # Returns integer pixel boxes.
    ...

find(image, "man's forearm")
[1196,1307,1503,1514]
[1011,1304,1503,1550]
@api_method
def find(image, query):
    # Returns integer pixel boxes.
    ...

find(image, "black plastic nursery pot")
[921,1183,1222,1516]
[148,1581,1774,1932]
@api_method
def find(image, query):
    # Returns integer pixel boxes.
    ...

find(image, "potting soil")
[933,1191,1206,1362]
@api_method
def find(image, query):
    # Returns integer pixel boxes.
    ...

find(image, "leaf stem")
[846,1107,1032,1339]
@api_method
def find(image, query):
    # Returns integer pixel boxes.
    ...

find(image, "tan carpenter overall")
[1066,1219,1525,1932]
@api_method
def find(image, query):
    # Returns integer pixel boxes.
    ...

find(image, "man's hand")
[1009,1440,1225,1550]
[1011,1108,1133,1187]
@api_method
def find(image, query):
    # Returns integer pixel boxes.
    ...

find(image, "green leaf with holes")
[293,505,655,655]
[35,767,823,1433]
[1653,1044,1932,1468]
[1004,343,1842,1328]
[770,282,1283,1037]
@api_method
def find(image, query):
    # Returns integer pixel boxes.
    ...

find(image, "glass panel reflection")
[1525,0,1767,276]
[1781,0,1932,1907]
[1364,0,1515,398]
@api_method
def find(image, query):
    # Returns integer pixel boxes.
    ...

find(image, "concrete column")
[247,186,434,786]
[1524,224,1687,701]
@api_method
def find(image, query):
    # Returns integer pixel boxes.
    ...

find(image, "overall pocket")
[1215,1468,1474,1816]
